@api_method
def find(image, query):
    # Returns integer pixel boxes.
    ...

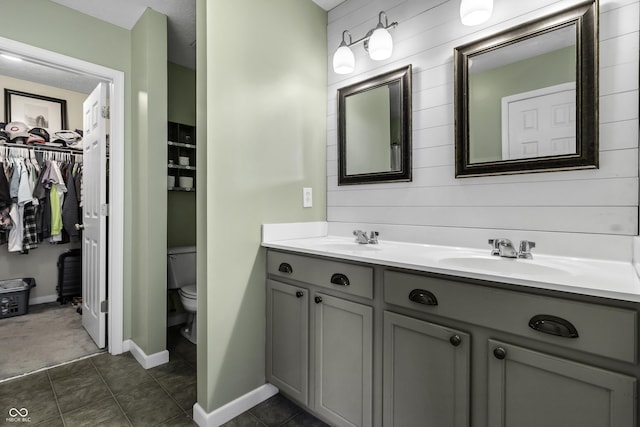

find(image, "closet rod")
[0,142,82,155]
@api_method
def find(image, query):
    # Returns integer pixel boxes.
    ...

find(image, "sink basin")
[439,256,571,277]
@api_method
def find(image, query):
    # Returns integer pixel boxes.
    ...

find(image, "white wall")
[0,75,87,130]
[326,0,639,260]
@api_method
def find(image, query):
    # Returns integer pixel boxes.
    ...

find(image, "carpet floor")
[0,302,103,381]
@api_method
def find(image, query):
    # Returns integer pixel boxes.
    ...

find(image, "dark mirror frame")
[454,0,598,177]
[338,65,412,185]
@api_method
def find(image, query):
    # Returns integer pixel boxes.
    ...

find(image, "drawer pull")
[449,335,462,347]
[529,314,579,338]
[295,291,304,298]
[278,263,293,274]
[314,296,323,304]
[408,289,438,306]
[330,273,350,286]
[493,347,506,360]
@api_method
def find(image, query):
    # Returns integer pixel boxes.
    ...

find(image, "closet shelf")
[168,141,195,149]
[0,141,82,155]
[168,164,196,170]
[168,121,196,192]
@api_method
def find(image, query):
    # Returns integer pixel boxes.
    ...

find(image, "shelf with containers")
[168,121,196,191]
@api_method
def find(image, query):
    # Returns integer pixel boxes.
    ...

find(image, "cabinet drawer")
[384,270,637,363]
[268,251,373,299]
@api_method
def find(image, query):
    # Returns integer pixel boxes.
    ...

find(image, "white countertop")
[262,233,640,303]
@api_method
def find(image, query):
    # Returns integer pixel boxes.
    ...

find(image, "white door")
[501,82,576,160]
[81,83,108,348]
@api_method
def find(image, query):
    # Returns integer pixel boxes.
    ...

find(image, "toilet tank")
[167,246,196,289]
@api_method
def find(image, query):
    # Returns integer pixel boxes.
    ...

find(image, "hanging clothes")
[0,161,10,207]
[22,202,38,251]
[0,144,83,253]
[7,203,23,252]
[0,162,11,246]
[62,163,80,242]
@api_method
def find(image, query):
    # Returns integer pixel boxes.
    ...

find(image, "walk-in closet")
[0,60,106,381]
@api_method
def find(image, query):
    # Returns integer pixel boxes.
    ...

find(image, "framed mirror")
[338,65,412,185]
[454,0,598,177]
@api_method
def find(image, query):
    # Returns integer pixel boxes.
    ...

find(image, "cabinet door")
[488,339,636,427]
[314,293,373,427]
[383,311,470,427]
[266,280,309,405]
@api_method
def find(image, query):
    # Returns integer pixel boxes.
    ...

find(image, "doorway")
[0,36,125,365]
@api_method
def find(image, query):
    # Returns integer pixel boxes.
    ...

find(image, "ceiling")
[0,0,344,95]
[48,0,344,71]
[51,0,197,70]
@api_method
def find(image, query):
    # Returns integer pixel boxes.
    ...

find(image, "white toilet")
[167,246,197,344]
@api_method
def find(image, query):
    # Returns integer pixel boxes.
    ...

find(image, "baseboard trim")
[193,383,279,427]
[29,294,58,305]
[125,339,169,369]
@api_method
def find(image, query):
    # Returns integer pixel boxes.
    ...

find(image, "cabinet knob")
[278,263,293,274]
[295,291,304,298]
[493,347,507,360]
[449,335,462,347]
[314,296,323,304]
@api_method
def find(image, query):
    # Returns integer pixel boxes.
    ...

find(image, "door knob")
[74,223,85,230]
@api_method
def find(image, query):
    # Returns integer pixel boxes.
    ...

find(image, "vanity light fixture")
[332,11,398,74]
[460,0,493,26]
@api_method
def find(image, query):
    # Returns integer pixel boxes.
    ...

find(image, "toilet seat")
[180,284,197,298]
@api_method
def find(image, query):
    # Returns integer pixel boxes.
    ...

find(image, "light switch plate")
[303,187,313,208]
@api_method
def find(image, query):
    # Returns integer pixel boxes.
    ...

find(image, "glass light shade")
[368,27,393,60]
[333,44,355,74]
[460,0,493,26]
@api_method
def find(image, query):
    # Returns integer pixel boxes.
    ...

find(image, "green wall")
[168,62,196,126]
[130,8,168,354]
[198,0,327,413]
[168,62,197,248]
[469,47,575,163]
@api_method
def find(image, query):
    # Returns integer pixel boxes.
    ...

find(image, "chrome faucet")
[353,230,379,244]
[488,238,517,258]
[353,230,369,244]
[518,240,536,259]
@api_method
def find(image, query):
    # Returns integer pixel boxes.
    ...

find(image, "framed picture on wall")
[4,89,68,130]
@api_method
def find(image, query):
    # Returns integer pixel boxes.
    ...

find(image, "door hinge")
[100,300,108,313]
[101,106,110,119]
[101,203,109,216]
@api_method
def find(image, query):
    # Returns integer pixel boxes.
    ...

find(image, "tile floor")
[0,326,327,426]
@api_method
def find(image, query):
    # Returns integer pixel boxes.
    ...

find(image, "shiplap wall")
[326,0,639,245]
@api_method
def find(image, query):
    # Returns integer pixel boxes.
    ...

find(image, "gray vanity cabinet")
[383,311,470,426]
[266,250,374,427]
[266,280,309,405]
[266,249,640,426]
[314,293,373,427]
[487,339,636,427]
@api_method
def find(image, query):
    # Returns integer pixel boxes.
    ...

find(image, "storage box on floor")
[0,278,36,319]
